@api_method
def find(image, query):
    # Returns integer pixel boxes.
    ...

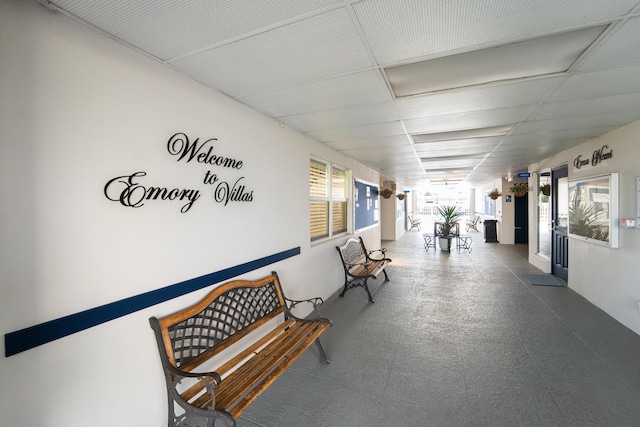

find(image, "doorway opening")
[551,165,569,281]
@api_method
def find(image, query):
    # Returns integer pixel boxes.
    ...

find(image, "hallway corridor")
[238,231,640,426]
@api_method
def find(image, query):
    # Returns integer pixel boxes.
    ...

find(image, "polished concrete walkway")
[238,231,640,426]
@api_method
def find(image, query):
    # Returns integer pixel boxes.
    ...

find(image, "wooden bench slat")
[227,322,331,418]
[179,317,297,403]
[185,319,301,407]
[215,321,319,408]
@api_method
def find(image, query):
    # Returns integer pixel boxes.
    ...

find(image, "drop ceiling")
[44,0,640,189]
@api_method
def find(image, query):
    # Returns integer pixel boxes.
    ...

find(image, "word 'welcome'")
[167,132,243,169]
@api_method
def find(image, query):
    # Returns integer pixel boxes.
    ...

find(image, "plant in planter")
[436,205,463,252]
[397,193,406,200]
[487,188,502,200]
[379,188,393,199]
[508,182,530,197]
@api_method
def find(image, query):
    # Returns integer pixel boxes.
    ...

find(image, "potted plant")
[379,188,393,199]
[436,205,463,252]
[509,182,530,197]
[487,188,501,200]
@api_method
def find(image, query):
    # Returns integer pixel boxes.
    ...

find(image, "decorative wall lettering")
[167,132,243,169]
[591,144,613,167]
[104,132,254,212]
[573,155,590,169]
[212,176,253,206]
[104,172,201,213]
[573,144,613,170]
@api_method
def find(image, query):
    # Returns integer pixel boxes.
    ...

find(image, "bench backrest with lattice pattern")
[152,272,287,373]
[337,237,367,267]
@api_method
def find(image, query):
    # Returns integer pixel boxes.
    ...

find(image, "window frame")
[309,157,350,243]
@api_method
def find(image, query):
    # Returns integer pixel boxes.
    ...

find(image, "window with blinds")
[310,159,348,241]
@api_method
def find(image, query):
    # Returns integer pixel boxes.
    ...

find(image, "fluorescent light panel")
[413,125,514,143]
[386,26,608,97]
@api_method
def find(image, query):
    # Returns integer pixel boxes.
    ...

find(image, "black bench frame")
[149,272,332,427]
[336,236,392,303]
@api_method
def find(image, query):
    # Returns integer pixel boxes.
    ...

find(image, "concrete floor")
[237,231,640,426]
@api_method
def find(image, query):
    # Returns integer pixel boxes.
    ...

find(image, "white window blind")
[310,159,348,241]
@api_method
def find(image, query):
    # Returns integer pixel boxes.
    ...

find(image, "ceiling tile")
[305,121,405,143]
[404,106,534,134]
[52,0,344,60]
[413,137,502,153]
[579,16,640,71]
[237,70,391,117]
[395,76,563,119]
[415,148,492,159]
[279,102,399,132]
[529,92,640,121]
[422,158,484,170]
[503,127,619,143]
[344,150,416,165]
[353,0,637,65]
[514,112,640,134]
[547,64,640,102]
[326,135,409,151]
[172,8,373,96]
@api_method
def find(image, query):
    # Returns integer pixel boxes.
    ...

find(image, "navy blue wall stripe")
[4,247,300,357]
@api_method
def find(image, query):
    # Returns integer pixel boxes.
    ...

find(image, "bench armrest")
[285,297,332,323]
[367,248,388,260]
[167,363,222,387]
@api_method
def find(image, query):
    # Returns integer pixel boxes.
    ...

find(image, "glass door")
[551,166,569,281]
[537,171,551,258]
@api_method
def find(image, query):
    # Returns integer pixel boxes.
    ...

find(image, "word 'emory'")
[104,172,200,213]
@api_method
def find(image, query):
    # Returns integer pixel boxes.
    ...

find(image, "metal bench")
[336,236,391,303]
[149,272,332,427]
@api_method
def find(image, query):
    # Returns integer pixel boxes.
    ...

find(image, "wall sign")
[354,179,379,231]
[573,144,613,172]
[104,132,254,212]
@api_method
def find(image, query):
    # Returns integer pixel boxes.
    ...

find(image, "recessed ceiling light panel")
[413,125,514,143]
[386,26,608,97]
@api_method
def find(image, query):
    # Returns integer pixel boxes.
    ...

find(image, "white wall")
[529,120,640,336]
[0,1,382,425]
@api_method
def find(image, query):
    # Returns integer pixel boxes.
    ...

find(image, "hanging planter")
[487,188,501,200]
[509,182,530,197]
[540,183,551,196]
[379,188,393,199]
[397,193,406,200]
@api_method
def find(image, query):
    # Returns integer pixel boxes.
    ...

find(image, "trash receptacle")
[484,219,498,243]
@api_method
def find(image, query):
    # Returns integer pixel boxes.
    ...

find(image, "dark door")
[551,165,569,281]
[514,194,528,243]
